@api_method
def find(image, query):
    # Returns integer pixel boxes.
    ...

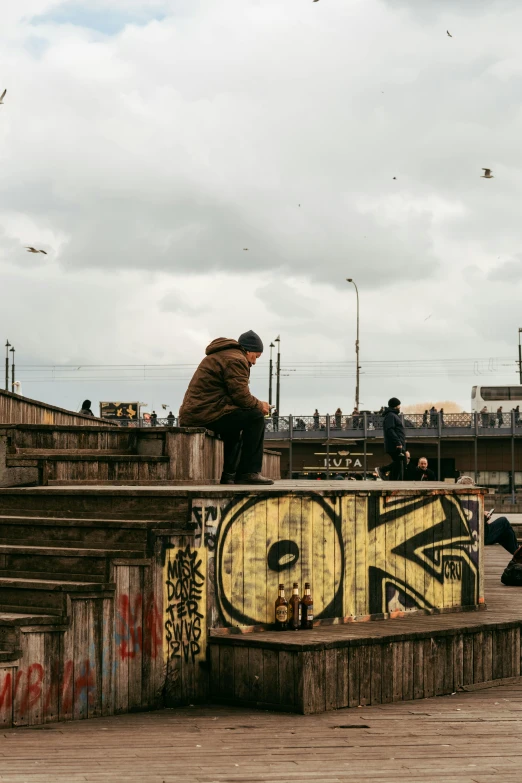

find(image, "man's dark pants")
[386,450,404,481]
[485,516,519,555]
[208,408,265,476]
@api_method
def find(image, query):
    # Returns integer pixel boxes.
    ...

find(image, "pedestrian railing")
[264,411,522,433]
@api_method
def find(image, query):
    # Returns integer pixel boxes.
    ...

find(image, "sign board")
[99,402,140,421]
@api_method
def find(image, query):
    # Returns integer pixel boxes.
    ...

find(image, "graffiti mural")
[164,543,207,664]
[161,490,482,640]
[366,493,480,616]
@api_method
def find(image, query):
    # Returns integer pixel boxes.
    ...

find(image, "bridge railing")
[102,411,522,431]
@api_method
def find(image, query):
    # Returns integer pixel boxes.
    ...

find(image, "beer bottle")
[288,582,301,631]
[274,584,288,631]
[301,582,313,630]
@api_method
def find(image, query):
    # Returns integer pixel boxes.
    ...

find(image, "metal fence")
[264,410,522,433]
[105,411,522,432]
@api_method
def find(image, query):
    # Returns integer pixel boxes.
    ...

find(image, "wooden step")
[0,488,189,522]
[0,649,20,663]
[0,544,147,583]
[0,612,66,647]
[0,577,115,615]
[12,449,134,456]
[0,515,185,551]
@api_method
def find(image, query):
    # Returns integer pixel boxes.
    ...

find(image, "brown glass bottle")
[301,582,314,630]
[288,582,301,631]
[274,584,288,631]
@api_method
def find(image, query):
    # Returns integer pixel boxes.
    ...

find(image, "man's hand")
[261,401,271,415]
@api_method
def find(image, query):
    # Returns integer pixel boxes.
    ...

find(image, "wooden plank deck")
[0,680,521,781]
[208,547,522,713]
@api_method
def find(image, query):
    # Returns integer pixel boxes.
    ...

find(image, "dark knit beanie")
[238,330,264,353]
[388,397,401,408]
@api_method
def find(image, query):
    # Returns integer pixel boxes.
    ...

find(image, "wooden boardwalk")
[0,545,520,781]
[0,677,521,781]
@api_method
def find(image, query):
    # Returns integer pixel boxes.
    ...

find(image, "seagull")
[481,168,494,179]
[0,89,5,104]
[393,176,397,180]
[243,248,249,251]
[424,314,432,321]
[25,247,47,254]
[447,30,452,37]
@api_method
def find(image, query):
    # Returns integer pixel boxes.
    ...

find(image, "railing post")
[289,414,293,480]
[363,412,367,480]
[326,414,331,480]
[512,410,516,503]
[437,412,442,438]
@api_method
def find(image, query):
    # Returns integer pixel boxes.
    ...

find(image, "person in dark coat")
[381,397,406,480]
[150,410,158,427]
[179,330,272,485]
[497,406,504,428]
[80,399,94,417]
[411,456,436,481]
[167,411,175,426]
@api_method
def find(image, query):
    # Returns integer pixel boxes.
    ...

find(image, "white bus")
[471,385,522,413]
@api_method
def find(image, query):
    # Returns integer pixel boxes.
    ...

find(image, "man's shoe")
[235,473,274,485]
[220,472,236,485]
[374,466,385,480]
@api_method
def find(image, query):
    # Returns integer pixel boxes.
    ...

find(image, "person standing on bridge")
[178,331,273,485]
[381,397,406,481]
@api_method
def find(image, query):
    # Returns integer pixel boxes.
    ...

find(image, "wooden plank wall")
[9,427,134,452]
[186,490,483,633]
[262,450,281,480]
[0,565,165,727]
[0,390,116,427]
[209,626,522,714]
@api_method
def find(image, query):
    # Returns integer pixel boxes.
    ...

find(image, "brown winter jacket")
[178,338,265,426]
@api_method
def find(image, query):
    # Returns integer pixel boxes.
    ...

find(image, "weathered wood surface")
[0,390,115,426]
[209,547,522,713]
[1,683,522,781]
[1,425,280,486]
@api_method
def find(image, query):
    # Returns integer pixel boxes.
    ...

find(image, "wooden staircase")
[0,486,192,727]
[0,423,280,488]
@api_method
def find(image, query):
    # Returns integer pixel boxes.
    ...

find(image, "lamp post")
[5,340,10,391]
[346,279,360,411]
[275,336,281,413]
[9,346,15,393]
[518,328,522,385]
[268,342,275,406]
[518,328,522,384]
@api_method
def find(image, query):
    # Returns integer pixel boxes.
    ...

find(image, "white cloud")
[1,0,522,414]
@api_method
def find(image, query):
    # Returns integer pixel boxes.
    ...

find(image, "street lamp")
[5,340,10,391]
[346,279,360,411]
[275,336,281,413]
[9,346,15,393]
[268,342,275,406]
[518,328,522,384]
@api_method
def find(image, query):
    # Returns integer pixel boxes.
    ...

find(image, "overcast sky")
[1,0,522,416]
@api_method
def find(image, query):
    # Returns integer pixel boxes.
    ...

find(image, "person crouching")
[178,330,273,485]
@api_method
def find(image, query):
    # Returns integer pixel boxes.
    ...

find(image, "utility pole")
[5,340,10,391]
[518,328,522,384]
[346,279,360,411]
[518,327,522,385]
[268,342,275,406]
[10,346,15,393]
[275,335,281,413]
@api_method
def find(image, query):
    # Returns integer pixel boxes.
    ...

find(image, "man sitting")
[179,331,273,485]
[411,456,436,481]
[485,511,519,555]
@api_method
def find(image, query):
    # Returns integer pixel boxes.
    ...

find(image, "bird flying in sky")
[481,168,494,179]
[0,89,6,104]
[25,247,47,254]
[243,248,249,251]
[447,30,452,37]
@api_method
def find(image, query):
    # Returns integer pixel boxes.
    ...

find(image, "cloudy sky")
[1,0,522,416]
